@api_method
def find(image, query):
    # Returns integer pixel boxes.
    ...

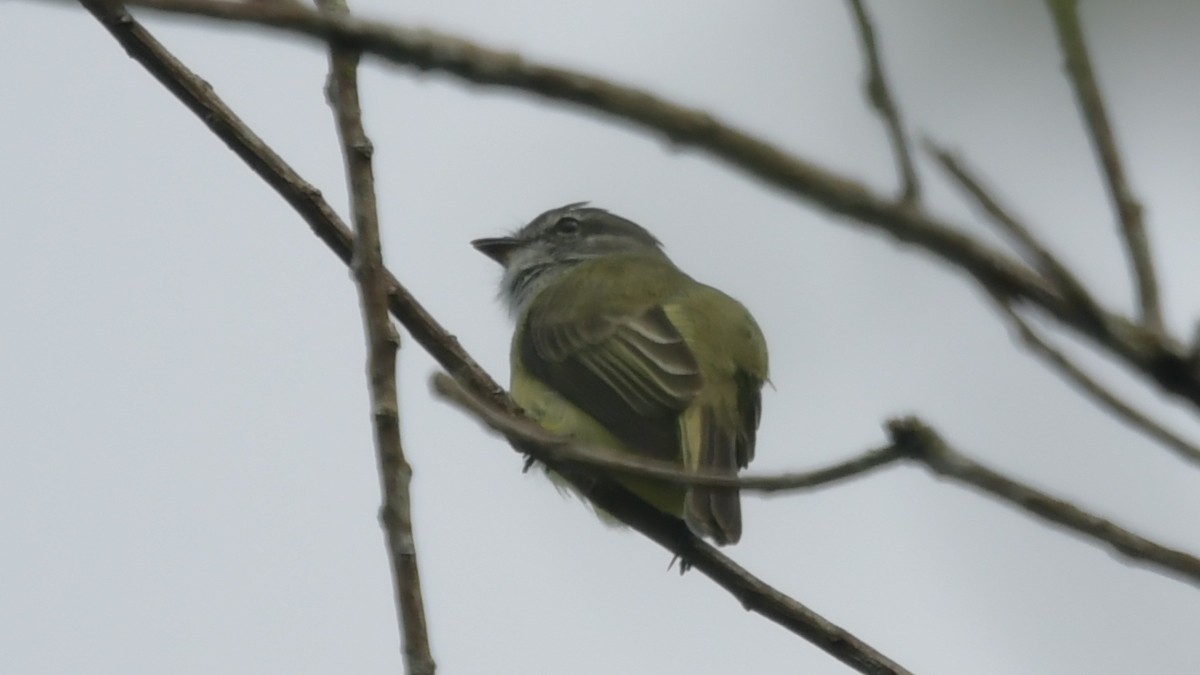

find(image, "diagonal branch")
[847,0,920,203]
[318,0,434,671]
[75,4,913,672]
[890,418,1200,586]
[989,295,1200,467]
[559,479,916,675]
[92,0,1200,412]
[77,0,510,408]
[431,372,904,493]
[1046,0,1161,332]
[925,139,1108,334]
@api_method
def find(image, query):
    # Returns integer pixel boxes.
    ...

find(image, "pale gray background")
[4,2,1199,674]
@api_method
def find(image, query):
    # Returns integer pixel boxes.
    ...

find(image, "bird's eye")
[553,217,581,235]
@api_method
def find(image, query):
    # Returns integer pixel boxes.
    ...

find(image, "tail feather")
[683,406,742,545]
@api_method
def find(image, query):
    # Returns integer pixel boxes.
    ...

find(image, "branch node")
[886,416,953,470]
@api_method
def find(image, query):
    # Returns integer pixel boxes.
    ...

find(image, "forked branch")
[76,3,914,672]
[98,0,1200,410]
[925,139,1109,335]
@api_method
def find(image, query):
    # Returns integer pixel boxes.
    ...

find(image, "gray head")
[472,203,669,315]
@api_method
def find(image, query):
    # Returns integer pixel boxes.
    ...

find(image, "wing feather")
[520,304,702,462]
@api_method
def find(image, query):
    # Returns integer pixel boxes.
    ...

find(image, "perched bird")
[473,203,768,545]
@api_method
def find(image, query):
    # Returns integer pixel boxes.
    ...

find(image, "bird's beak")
[471,236,520,266]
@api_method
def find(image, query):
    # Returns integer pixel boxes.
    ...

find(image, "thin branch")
[553,476,917,675]
[1046,0,1161,332]
[95,0,1200,411]
[318,0,435,671]
[989,296,1200,467]
[890,418,1200,586]
[846,0,920,203]
[431,372,904,493]
[76,5,914,672]
[77,0,511,409]
[925,139,1109,334]
[76,0,1200,583]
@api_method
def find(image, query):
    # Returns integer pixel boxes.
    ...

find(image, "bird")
[472,203,768,545]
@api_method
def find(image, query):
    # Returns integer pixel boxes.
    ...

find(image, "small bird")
[473,203,768,545]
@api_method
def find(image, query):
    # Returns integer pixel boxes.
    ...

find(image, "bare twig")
[1046,0,1161,332]
[76,5,914,672]
[77,0,510,408]
[890,418,1200,586]
[925,139,1109,334]
[847,0,920,203]
[562,478,917,675]
[93,0,1200,411]
[431,372,903,493]
[989,296,1200,467]
[318,0,434,671]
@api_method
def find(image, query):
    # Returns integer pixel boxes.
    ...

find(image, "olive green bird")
[473,203,768,545]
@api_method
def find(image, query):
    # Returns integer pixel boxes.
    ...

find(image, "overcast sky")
[4,2,1200,673]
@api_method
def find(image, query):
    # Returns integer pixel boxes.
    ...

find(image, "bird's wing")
[519,262,767,545]
[520,304,703,462]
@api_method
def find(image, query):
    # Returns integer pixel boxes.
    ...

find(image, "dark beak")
[471,236,520,266]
